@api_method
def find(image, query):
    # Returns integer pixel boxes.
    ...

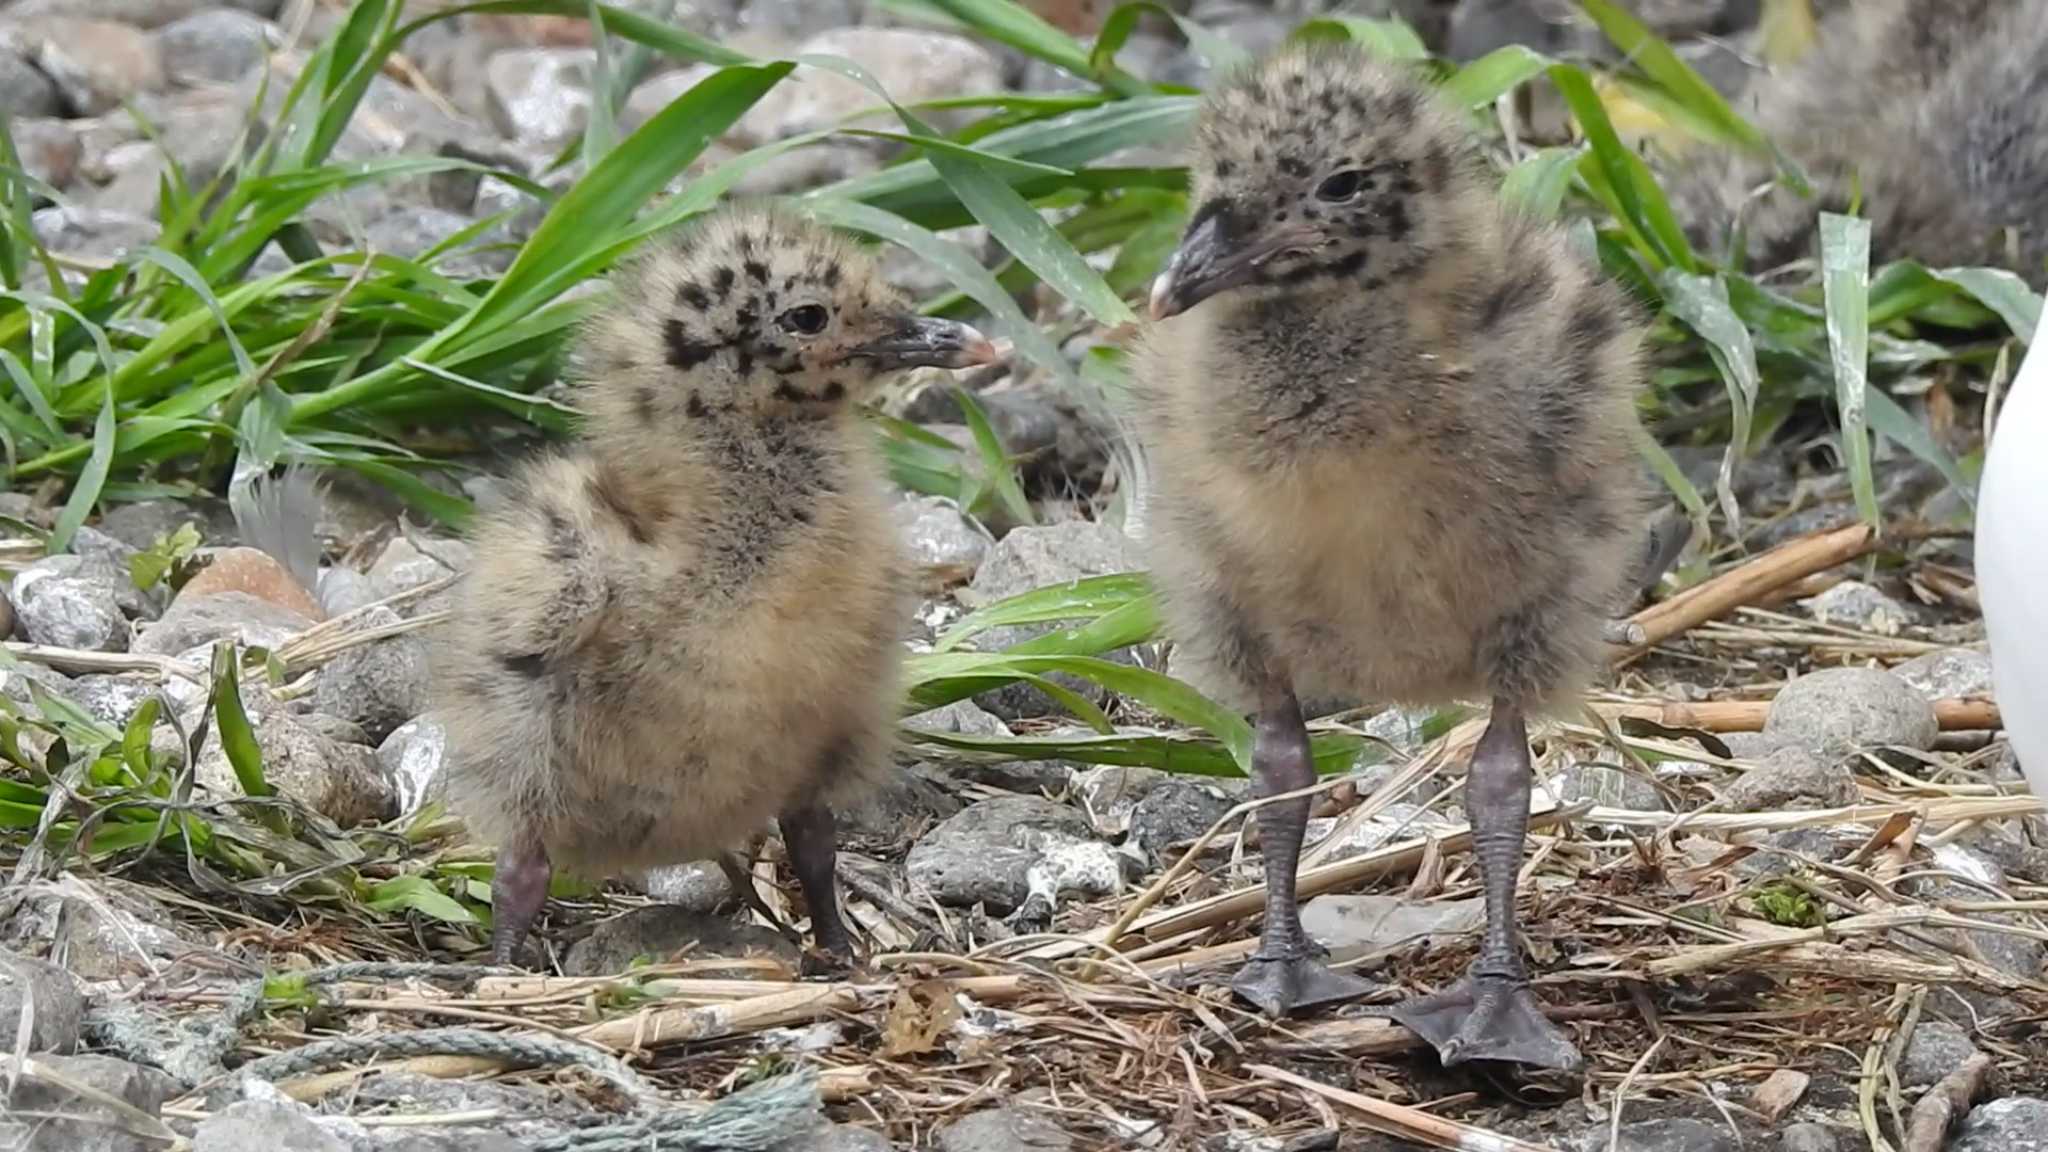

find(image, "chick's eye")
[779,304,829,335]
[1315,170,1364,202]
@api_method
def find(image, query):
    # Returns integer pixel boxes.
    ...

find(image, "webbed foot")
[1379,972,1582,1071]
[1231,950,1380,1016]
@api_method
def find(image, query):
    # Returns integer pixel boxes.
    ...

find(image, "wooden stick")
[1245,1063,1564,1152]
[575,974,1040,1052]
[1589,697,2002,733]
[1620,523,1877,656]
[1903,1052,1991,1152]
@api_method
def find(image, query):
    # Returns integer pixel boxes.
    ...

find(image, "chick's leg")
[779,803,855,976]
[490,830,552,966]
[1379,698,1582,1071]
[1230,679,1380,1015]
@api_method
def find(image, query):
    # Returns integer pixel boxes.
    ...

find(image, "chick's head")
[1151,41,1476,320]
[618,205,998,417]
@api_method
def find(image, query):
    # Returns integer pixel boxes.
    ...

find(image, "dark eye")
[1316,170,1364,202]
[778,305,829,335]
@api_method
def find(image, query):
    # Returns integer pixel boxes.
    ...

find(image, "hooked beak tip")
[962,333,1006,367]
[1148,272,1177,321]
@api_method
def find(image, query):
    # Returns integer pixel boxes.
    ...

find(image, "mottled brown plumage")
[1671,0,2048,275]
[1134,41,1651,1070]
[435,204,996,967]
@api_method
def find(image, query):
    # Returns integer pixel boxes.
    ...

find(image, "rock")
[1300,894,1485,964]
[840,762,963,846]
[621,63,716,132]
[155,8,274,87]
[1953,1098,2048,1152]
[1901,1019,1980,1089]
[0,46,61,118]
[6,0,279,26]
[485,47,593,147]
[34,880,194,983]
[895,495,993,577]
[959,519,1137,719]
[1075,764,1164,833]
[1552,763,1666,812]
[1799,579,1913,636]
[197,712,396,827]
[2,1053,181,1152]
[311,606,429,743]
[96,501,211,552]
[1578,1118,1737,1152]
[179,547,323,620]
[377,714,447,817]
[11,116,81,188]
[367,536,470,600]
[133,591,315,657]
[1780,1125,1839,1152]
[1,661,75,706]
[1303,803,1456,862]
[0,950,84,1053]
[193,1095,350,1152]
[1902,870,2044,981]
[907,795,1097,912]
[638,860,733,915]
[1891,648,1995,701]
[777,1123,894,1152]
[937,1107,1074,1152]
[11,560,128,652]
[1722,746,1858,811]
[315,566,376,616]
[30,20,165,116]
[1128,779,1233,859]
[740,28,999,144]
[363,206,515,278]
[1763,667,1939,760]
[563,906,797,977]
[67,675,163,728]
[731,0,859,43]
[31,205,159,266]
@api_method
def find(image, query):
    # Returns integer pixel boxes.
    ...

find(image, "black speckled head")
[1151,41,1479,319]
[603,204,997,419]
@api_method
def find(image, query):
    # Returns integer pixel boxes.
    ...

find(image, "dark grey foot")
[489,833,552,967]
[798,943,856,980]
[1380,973,1582,1071]
[1230,951,1380,1017]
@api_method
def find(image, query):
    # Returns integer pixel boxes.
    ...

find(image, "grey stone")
[1780,1124,1839,1152]
[1577,1118,1736,1152]
[1799,579,1914,636]
[316,566,376,617]
[193,1096,350,1152]
[840,762,963,845]
[563,906,796,977]
[1,661,75,706]
[6,0,279,26]
[731,0,860,43]
[960,519,1137,720]
[1552,763,1666,812]
[96,501,210,552]
[133,591,315,656]
[1128,779,1233,859]
[362,206,515,278]
[1954,1098,2048,1152]
[1722,746,1859,811]
[196,712,396,827]
[0,1052,181,1152]
[777,1123,894,1152]
[621,63,717,133]
[1763,667,1939,760]
[907,795,1096,912]
[11,116,81,188]
[0,46,61,118]
[0,950,84,1053]
[936,1107,1074,1152]
[895,495,993,576]
[312,606,430,743]
[1075,764,1163,833]
[67,675,164,728]
[377,714,447,818]
[638,860,733,915]
[367,536,469,601]
[1301,894,1485,964]
[1902,872,2044,981]
[31,205,159,267]
[1891,648,1995,701]
[12,560,128,652]
[30,20,165,116]
[156,9,274,87]
[1303,803,1456,863]
[727,141,881,195]
[738,27,999,144]
[485,47,593,147]
[1901,1019,1980,1089]
[39,881,194,983]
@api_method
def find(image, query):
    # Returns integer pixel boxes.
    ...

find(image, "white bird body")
[1977,305,2048,798]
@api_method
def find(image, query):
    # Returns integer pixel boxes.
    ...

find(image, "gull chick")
[436,204,997,967]
[1135,42,1651,1072]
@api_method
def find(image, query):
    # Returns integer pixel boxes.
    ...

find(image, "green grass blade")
[1573,0,1765,150]
[209,645,271,799]
[1093,3,1248,77]
[1443,45,1552,109]
[953,385,1035,527]
[938,572,1152,650]
[47,382,115,554]
[131,247,256,379]
[1818,213,1877,531]
[1865,386,1975,507]
[1659,269,1759,530]
[1628,415,1710,536]
[1499,145,1585,220]
[920,0,1148,94]
[1931,267,2042,343]
[1294,16,1430,60]
[399,0,747,66]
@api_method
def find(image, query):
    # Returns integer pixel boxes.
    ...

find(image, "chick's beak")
[1149,212,1316,321]
[854,315,1002,371]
